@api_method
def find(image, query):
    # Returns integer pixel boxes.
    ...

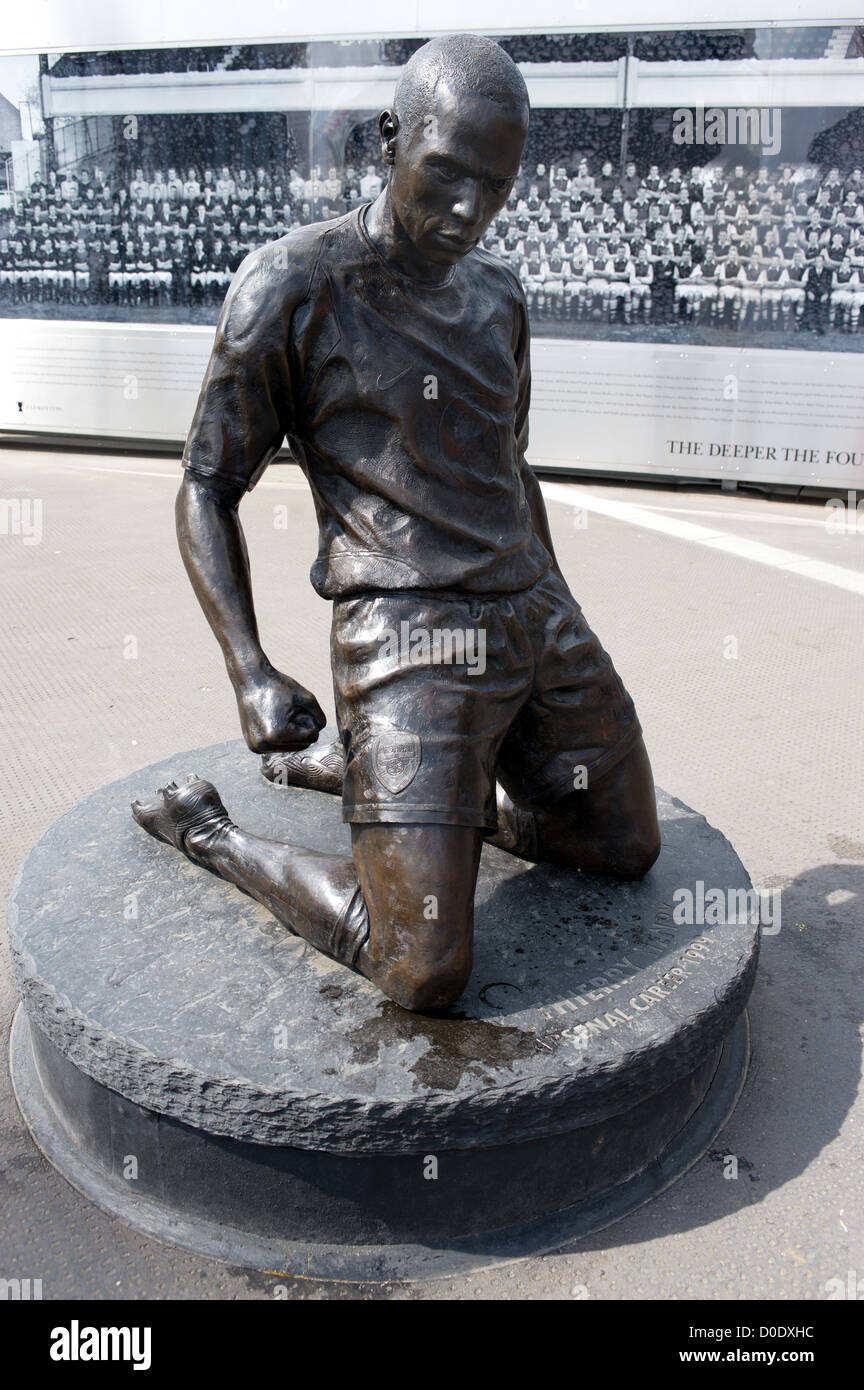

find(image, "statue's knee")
[389,969,468,1013]
[383,942,472,1014]
[614,826,661,880]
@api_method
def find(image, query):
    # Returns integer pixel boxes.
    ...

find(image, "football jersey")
[807,267,833,295]
[183,205,551,600]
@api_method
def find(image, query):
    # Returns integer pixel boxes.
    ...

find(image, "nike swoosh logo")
[375,368,411,391]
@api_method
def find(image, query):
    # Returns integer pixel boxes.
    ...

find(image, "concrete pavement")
[0,447,861,1300]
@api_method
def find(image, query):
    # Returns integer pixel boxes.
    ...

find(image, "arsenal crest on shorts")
[370,729,422,794]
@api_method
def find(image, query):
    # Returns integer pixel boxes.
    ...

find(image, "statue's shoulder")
[470,244,528,310]
[219,214,354,345]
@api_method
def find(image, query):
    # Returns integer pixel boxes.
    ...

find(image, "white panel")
[42,59,864,120]
[42,62,627,117]
[0,320,213,442]
[3,320,863,489]
[521,62,624,109]
[3,1,412,54]
[416,2,851,38]
[528,338,864,487]
[2,1,856,54]
[44,68,404,117]
[628,57,864,108]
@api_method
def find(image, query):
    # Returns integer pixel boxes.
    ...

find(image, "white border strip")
[3,6,856,54]
[540,481,864,596]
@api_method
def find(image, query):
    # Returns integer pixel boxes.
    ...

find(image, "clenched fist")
[234,664,326,754]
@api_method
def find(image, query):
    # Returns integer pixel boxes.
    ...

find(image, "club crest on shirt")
[370,729,422,794]
[438,395,500,481]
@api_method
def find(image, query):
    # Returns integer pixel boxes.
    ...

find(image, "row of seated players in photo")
[2,159,863,331]
[12,158,864,242]
[1,234,858,332]
[10,162,390,234]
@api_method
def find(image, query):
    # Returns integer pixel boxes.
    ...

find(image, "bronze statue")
[132,34,660,1012]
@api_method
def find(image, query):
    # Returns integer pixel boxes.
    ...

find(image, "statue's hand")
[234,666,327,754]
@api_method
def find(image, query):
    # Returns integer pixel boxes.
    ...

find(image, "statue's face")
[389,86,527,267]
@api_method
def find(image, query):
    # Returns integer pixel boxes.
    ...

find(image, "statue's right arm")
[176,240,326,753]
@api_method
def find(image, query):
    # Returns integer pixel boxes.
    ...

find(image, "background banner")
[1,15,862,483]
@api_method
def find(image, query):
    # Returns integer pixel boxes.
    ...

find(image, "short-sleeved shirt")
[183,204,551,600]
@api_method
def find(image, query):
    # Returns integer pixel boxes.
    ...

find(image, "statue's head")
[378,33,529,267]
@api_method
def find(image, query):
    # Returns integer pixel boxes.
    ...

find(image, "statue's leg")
[350,822,482,1012]
[492,571,660,879]
[131,776,480,1012]
[491,737,660,879]
[263,568,660,884]
[258,739,657,877]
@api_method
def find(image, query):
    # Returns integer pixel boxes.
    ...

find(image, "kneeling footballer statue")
[133,34,660,1012]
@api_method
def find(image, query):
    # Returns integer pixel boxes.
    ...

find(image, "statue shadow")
[545,858,864,1252]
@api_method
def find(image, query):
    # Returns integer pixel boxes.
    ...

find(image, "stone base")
[8,739,758,1280]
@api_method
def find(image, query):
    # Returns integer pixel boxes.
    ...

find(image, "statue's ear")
[379,110,399,166]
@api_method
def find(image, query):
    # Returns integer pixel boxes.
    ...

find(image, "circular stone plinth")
[9,738,758,1279]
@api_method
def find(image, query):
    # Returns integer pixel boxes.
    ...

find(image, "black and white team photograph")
[1,27,863,351]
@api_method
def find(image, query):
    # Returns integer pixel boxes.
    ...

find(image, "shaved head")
[365,33,529,282]
[393,34,529,138]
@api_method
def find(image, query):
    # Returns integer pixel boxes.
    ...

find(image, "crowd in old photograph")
[2,153,863,336]
[487,158,864,335]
